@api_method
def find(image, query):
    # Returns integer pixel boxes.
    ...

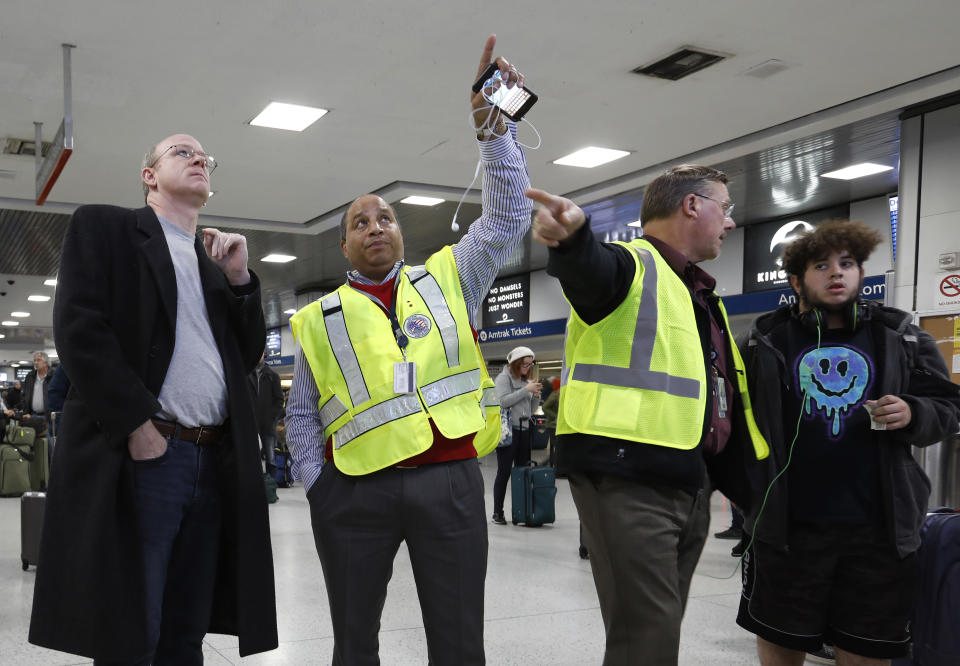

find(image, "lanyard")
[350,275,409,356]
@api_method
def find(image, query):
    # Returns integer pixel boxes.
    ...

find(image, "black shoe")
[492,513,507,525]
[714,527,743,540]
[731,541,746,557]
[806,645,835,664]
[578,545,589,560]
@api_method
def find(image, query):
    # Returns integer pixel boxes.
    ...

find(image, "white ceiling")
[1,0,960,365]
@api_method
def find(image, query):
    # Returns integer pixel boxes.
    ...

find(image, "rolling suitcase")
[28,437,49,491]
[21,491,46,570]
[901,508,960,665]
[0,444,32,497]
[510,465,557,527]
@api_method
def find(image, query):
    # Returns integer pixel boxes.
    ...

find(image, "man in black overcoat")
[29,133,278,664]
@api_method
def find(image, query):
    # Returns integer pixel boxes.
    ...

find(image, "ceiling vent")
[3,138,53,157]
[633,47,729,81]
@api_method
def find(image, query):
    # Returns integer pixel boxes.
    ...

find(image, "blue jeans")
[97,436,222,665]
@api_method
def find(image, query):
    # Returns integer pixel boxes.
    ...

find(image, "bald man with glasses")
[29,133,278,664]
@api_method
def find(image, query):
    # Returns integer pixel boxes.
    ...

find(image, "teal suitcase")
[510,465,557,527]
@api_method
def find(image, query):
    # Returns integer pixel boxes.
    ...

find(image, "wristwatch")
[477,118,507,141]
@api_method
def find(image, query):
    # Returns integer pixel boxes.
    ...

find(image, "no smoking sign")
[935,274,960,308]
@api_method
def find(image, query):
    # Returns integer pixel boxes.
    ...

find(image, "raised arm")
[453,35,533,322]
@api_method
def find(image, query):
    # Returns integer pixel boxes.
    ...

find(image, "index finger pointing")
[476,34,496,80]
[525,188,563,208]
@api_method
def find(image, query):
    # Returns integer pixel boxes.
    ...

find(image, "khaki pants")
[569,472,710,666]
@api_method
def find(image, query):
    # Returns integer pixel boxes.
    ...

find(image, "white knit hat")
[506,346,535,364]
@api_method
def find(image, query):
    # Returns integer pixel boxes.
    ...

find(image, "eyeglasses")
[693,193,734,218]
[520,360,535,368]
[150,144,218,174]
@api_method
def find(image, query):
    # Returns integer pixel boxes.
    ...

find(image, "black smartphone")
[471,63,538,122]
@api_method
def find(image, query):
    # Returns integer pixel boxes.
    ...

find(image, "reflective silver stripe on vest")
[904,334,917,343]
[480,386,500,408]
[571,245,701,399]
[322,293,371,406]
[420,368,482,407]
[333,394,422,450]
[407,266,461,367]
[318,394,348,433]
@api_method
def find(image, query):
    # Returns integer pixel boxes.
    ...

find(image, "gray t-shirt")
[155,216,228,427]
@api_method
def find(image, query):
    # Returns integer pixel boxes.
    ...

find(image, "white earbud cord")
[450,99,541,232]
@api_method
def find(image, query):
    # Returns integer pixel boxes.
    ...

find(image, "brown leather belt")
[151,418,224,446]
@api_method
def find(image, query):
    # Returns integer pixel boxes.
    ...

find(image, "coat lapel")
[135,207,177,328]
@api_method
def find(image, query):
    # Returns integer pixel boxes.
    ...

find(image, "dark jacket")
[46,364,71,413]
[21,369,51,414]
[5,386,22,411]
[740,303,960,557]
[29,205,278,660]
[249,362,284,441]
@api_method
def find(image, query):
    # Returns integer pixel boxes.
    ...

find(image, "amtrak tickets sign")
[482,275,530,331]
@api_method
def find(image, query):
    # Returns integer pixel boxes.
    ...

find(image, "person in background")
[492,345,541,525]
[249,353,284,475]
[6,379,23,411]
[21,351,51,419]
[47,363,71,414]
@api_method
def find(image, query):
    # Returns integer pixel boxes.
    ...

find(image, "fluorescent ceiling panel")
[261,254,297,263]
[821,162,893,180]
[553,147,630,168]
[250,102,328,131]
[400,196,444,206]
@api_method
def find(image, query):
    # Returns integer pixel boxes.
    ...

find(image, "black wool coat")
[28,205,278,660]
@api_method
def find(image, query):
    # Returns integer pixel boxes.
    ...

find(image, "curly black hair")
[781,219,883,277]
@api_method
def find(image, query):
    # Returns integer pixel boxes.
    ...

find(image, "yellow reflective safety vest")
[558,239,768,460]
[473,342,502,458]
[290,247,494,475]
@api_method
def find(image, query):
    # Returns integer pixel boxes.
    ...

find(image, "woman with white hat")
[491,346,542,525]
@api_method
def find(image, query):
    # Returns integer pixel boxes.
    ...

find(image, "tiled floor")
[1,456,776,665]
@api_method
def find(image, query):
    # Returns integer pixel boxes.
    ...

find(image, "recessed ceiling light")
[47,351,58,358]
[821,163,893,180]
[400,196,444,206]
[627,220,643,228]
[249,102,328,132]
[2,320,19,326]
[0,333,4,339]
[553,147,631,168]
[261,254,296,263]
[44,278,57,286]
[283,308,297,315]
[11,312,29,317]
[27,295,51,302]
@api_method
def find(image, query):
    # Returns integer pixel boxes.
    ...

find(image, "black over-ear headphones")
[794,300,869,334]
